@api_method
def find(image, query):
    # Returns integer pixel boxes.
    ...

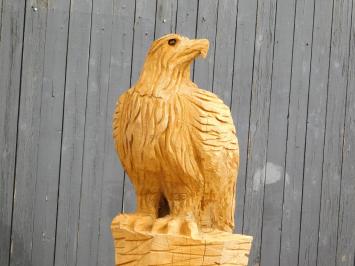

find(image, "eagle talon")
[151,215,172,234]
[116,213,154,232]
[151,215,199,237]
[133,215,155,232]
[179,217,199,237]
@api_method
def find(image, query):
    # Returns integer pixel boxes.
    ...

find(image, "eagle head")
[135,34,209,97]
[147,34,209,66]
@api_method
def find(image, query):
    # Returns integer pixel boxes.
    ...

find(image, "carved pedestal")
[111,215,252,266]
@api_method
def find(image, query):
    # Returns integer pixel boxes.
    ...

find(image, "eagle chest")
[119,92,190,175]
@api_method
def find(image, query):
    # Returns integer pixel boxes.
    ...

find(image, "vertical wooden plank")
[336,1,355,265]
[54,0,93,265]
[230,0,258,233]
[9,0,48,265]
[74,0,114,265]
[212,0,238,105]
[96,1,135,265]
[122,0,157,213]
[279,0,315,264]
[175,0,198,38]
[155,0,177,38]
[130,0,157,83]
[317,0,352,265]
[28,0,71,265]
[298,0,334,264]
[208,0,239,231]
[242,0,277,264]
[193,0,218,91]
[0,0,26,265]
[175,0,198,80]
[259,0,296,264]
[0,0,3,34]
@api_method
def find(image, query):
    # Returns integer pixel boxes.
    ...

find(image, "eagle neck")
[134,61,193,99]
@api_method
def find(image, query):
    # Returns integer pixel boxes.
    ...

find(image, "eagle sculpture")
[113,34,239,236]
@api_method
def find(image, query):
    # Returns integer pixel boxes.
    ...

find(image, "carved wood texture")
[113,34,239,234]
[112,34,251,265]
[111,217,252,266]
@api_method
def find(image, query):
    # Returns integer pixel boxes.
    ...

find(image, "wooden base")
[111,215,252,266]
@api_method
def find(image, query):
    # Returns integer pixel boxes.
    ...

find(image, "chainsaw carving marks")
[112,33,251,266]
[113,34,239,236]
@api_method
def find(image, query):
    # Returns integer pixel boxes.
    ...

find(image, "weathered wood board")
[298,0,334,265]
[54,0,94,265]
[0,1,26,265]
[0,0,354,265]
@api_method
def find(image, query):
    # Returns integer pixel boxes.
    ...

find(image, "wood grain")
[96,1,135,265]
[298,0,334,264]
[0,0,26,265]
[112,32,250,265]
[259,0,296,264]
[75,0,114,265]
[29,1,71,265]
[279,0,315,264]
[54,1,93,265]
[112,216,252,266]
[0,1,354,265]
[336,1,355,265]
[212,0,238,105]
[113,34,239,234]
[155,0,177,38]
[317,0,353,265]
[194,0,218,91]
[231,0,258,234]
[10,1,50,265]
[242,0,277,264]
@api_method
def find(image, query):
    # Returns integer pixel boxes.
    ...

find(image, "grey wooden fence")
[1,0,354,265]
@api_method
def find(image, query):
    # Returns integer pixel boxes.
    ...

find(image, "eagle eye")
[168,38,177,46]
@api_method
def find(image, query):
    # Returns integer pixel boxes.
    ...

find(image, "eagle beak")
[190,39,209,58]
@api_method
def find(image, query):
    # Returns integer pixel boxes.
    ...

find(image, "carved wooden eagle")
[113,34,239,236]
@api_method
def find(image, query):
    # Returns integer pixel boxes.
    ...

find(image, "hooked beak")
[188,39,209,58]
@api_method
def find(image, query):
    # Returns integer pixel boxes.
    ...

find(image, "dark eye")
[168,39,177,46]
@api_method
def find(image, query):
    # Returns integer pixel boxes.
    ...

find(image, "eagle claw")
[151,215,199,237]
[116,213,154,232]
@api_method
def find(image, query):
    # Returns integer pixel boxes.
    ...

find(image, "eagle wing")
[180,87,239,231]
[181,87,239,153]
[112,88,133,171]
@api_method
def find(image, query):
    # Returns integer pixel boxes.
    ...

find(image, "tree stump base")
[111,215,252,266]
